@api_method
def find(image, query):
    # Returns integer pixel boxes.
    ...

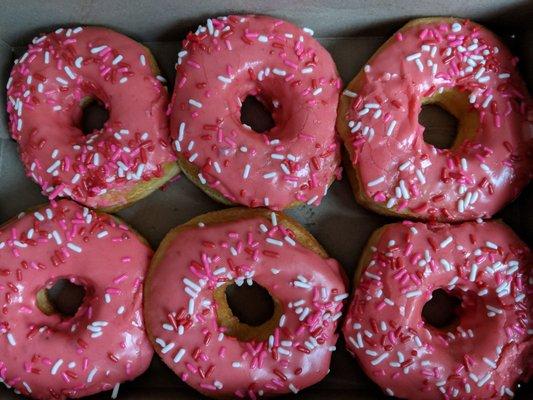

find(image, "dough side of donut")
[99,161,179,212]
[178,155,336,210]
[337,17,498,220]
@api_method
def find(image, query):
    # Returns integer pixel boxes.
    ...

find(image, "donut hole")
[36,278,86,317]
[422,289,461,329]
[419,104,458,149]
[80,97,109,135]
[214,281,282,341]
[420,89,479,150]
[240,95,275,133]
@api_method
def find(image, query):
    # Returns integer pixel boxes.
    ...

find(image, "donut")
[169,15,341,210]
[343,219,531,399]
[144,207,347,397]
[337,17,532,221]
[6,26,179,211]
[0,199,153,398]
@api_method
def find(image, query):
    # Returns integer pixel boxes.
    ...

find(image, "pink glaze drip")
[0,199,153,399]
[145,212,347,397]
[6,27,176,209]
[342,19,531,221]
[343,220,531,399]
[170,15,341,210]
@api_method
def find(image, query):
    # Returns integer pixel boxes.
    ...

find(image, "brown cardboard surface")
[0,2,531,399]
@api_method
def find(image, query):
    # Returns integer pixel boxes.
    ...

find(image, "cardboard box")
[0,1,531,398]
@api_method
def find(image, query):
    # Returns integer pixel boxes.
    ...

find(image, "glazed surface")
[170,15,341,210]
[339,18,531,221]
[0,199,153,399]
[145,210,347,397]
[343,220,531,399]
[6,26,176,209]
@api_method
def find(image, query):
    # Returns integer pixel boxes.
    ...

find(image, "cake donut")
[343,220,531,399]
[144,208,347,397]
[337,17,532,221]
[6,26,179,211]
[0,199,153,399]
[170,15,341,210]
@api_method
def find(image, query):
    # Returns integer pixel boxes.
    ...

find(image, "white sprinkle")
[406,290,422,298]
[365,271,381,281]
[52,230,62,245]
[440,236,453,248]
[306,195,319,205]
[485,241,498,249]
[46,160,61,174]
[371,353,389,365]
[469,264,478,282]
[312,87,323,96]
[188,99,202,108]
[458,199,465,213]
[67,243,82,253]
[406,52,421,61]
[117,306,125,315]
[87,368,98,383]
[161,342,175,354]
[343,89,357,98]
[90,45,108,54]
[266,238,283,247]
[482,94,493,108]
[486,305,503,314]
[6,333,16,346]
[243,164,251,179]
[386,120,397,136]
[64,66,76,80]
[272,68,287,76]
[440,259,452,271]
[51,359,63,375]
[140,54,146,66]
[112,54,124,65]
[477,373,491,387]
[483,357,497,369]
[173,348,186,363]
[289,383,299,394]
[367,176,385,187]
[452,22,462,32]
[217,75,232,84]
[111,383,120,399]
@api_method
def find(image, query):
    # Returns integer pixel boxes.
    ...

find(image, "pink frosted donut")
[170,15,341,210]
[6,26,178,211]
[337,17,532,221]
[144,208,347,397]
[0,199,153,399]
[343,220,531,399]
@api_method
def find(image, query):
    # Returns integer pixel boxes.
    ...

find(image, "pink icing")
[145,211,347,397]
[170,15,341,210]
[6,27,176,209]
[343,220,531,399]
[0,199,153,399]
[341,19,531,221]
